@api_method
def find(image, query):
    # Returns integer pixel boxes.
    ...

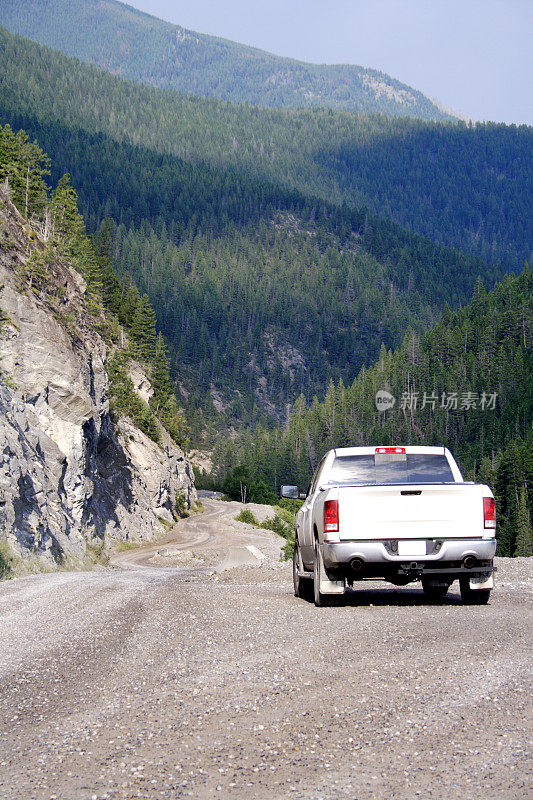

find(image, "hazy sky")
[127,0,532,125]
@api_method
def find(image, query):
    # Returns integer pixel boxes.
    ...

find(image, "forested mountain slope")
[212,268,533,557]
[0,111,507,437]
[0,26,531,268]
[0,0,450,121]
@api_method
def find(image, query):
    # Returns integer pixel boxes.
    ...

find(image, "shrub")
[281,533,295,561]
[175,489,189,518]
[259,514,292,538]
[277,498,304,514]
[0,540,14,578]
[235,508,258,525]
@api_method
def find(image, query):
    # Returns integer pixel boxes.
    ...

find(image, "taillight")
[483,497,496,529]
[324,500,339,533]
[375,446,406,454]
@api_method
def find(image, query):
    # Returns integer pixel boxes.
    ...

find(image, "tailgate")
[338,483,484,540]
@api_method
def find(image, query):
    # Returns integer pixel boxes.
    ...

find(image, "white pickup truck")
[286,445,496,606]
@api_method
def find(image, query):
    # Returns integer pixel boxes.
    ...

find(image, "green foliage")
[235,505,294,544]
[0,1,450,122]
[234,498,299,542]
[0,29,529,557]
[0,540,15,578]
[150,333,174,403]
[174,489,189,519]
[235,508,259,525]
[495,436,533,557]
[130,293,157,360]
[222,466,253,503]
[0,283,9,329]
[259,515,292,538]
[281,535,295,562]
[514,488,533,557]
[23,246,54,293]
[108,351,161,445]
[213,267,533,557]
[0,122,50,218]
[0,124,190,449]
[222,465,278,504]
[272,501,301,560]
[114,540,137,552]
[51,173,85,246]
[85,536,109,566]
[153,393,189,449]
[53,310,77,337]
[0,227,16,250]
[276,498,304,515]
[0,30,528,433]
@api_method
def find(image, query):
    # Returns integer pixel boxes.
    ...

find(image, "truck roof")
[333,445,448,456]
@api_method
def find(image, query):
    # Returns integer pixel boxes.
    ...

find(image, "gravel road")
[1,499,531,800]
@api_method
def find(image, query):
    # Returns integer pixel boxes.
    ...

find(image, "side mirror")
[280,484,299,499]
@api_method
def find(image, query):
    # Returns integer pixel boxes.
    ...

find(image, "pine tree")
[150,332,174,410]
[514,488,533,557]
[24,246,54,293]
[130,293,157,360]
[0,125,50,219]
[50,174,85,250]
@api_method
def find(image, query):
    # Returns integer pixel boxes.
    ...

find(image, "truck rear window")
[329,453,455,485]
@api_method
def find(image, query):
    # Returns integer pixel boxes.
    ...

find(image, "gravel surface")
[0,499,531,800]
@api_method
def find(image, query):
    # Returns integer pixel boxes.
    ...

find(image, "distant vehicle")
[284,446,496,606]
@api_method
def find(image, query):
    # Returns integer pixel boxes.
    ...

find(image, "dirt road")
[0,498,531,800]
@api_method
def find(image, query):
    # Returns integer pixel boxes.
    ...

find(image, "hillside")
[0,123,195,573]
[0,114,507,438]
[0,0,451,122]
[213,268,533,557]
[0,21,526,435]
[0,25,531,269]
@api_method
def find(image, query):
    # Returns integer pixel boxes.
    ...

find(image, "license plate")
[398,540,426,557]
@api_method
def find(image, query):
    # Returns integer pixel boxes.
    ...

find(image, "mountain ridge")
[0,0,452,122]
[1,25,530,441]
[0,24,530,270]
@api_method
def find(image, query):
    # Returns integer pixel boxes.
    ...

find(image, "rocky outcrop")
[0,193,195,569]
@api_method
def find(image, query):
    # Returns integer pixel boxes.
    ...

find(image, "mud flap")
[469,575,494,590]
[320,577,345,594]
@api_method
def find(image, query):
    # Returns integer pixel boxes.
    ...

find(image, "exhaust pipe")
[463,555,477,569]
[350,557,364,573]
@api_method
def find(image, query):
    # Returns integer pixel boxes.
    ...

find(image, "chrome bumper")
[323,538,497,569]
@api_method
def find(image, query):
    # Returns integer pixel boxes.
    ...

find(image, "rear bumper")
[323,538,496,579]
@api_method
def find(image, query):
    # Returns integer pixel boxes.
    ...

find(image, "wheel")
[293,537,313,600]
[459,577,491,605]
[421,579,450,599]
[313,538,337,607]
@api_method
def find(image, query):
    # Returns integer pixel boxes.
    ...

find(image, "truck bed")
[329,482,489,542]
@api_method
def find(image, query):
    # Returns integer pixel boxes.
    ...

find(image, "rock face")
[0,193,195,569]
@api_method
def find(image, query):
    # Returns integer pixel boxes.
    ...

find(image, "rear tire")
[459,577,491,605]
[293,537,313,600]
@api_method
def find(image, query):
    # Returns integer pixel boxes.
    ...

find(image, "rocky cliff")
[0,190,195,571]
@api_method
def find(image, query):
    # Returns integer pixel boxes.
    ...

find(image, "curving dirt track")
[0,498,531,800]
